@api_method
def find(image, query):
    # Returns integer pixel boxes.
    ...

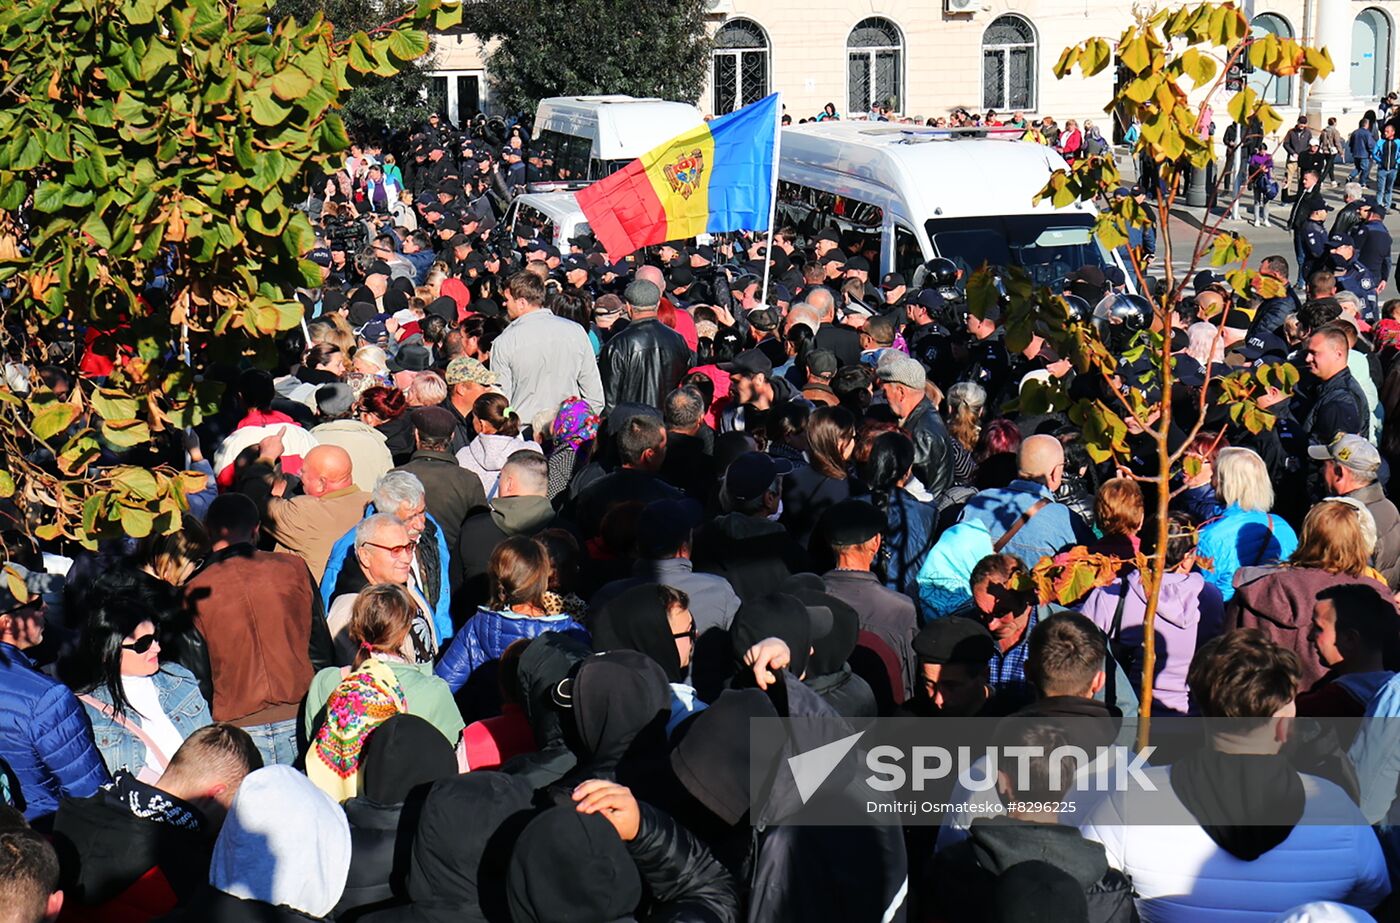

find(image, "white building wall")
[430,1,1400,139]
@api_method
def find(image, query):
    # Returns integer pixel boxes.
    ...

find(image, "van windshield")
[924,215,1111,290]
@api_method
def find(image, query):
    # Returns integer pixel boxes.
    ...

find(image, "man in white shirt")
[1081,629,1388,922]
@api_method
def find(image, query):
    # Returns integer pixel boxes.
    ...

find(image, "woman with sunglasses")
[70,594,212,782]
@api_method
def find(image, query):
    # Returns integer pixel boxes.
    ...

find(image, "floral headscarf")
[307,658,406,803]
[553,398,599,451]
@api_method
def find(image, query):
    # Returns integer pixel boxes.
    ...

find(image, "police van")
[502,191,591,252]
[531,95,705,186]
[777,121,1131,291]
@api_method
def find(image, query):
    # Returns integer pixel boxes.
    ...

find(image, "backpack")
[1255,172,1279,202]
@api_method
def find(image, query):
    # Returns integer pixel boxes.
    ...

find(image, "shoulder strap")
[1251,515,1276,567]
[1105,575,1133,707]
[993,498,1051,553]
[1107,576,1132,644]
[77,694,171,770]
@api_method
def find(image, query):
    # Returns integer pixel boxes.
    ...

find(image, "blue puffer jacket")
[435,608,589,693]
[79,663,212,777]
[319,507,454,643]
[0,642,109,821]
[1196,505,1299,602]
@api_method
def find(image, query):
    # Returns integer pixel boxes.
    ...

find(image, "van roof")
[780,122,1086,222]
[512,191,581,219]
[534,96,704,161]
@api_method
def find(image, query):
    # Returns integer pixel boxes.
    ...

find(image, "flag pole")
[759,94,782,303]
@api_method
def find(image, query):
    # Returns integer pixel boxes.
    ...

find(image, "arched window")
[982,15,1037,112]
[848,17,903,116]
[1249,14,1294,107]
[712,19,769,116]
[1353,8,1393,101]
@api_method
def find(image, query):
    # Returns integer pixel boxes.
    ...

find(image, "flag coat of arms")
[575,94,779,260]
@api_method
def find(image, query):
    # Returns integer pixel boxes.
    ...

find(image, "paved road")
[1118,157,1400,297]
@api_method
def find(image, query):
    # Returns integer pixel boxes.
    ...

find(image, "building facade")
[430,0,1397,135]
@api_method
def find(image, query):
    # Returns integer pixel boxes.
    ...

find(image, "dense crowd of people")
[4,106,1400,923]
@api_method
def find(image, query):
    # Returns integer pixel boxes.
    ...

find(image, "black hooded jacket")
[52,773,212,914]
[927,817,1138,923]
[334,714,458,919]
[507,804,740,923]
[359,772,537,923]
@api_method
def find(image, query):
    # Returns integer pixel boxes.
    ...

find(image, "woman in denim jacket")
[69,596,211,780]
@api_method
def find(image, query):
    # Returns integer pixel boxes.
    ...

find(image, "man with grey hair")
[597,277,692,411]
[453,449,566,618]
[1310,434,1400,584]
[1330,181,1368,240]
[806,285,861,366]
[878,351,956,499]
[318,469,454,651]
[327,513,438,664]
[660,385,716,501]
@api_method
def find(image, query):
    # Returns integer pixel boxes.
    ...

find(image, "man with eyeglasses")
[0,563,109,823]
[327,513,439,666]
[948,553,1073,708]
[318,470,455,651]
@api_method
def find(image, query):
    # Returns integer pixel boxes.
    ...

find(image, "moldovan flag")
[575,93,780,260]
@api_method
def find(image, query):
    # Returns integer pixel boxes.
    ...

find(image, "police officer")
[1294,194,1331,285]
[880,272,909,309]
[961,302,1012,400]
[1328,234,1379,320]
[1351,201,1392,292]
[560,255,596,297]
[903,289,958,391]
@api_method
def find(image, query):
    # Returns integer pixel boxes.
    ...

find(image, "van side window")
[894,224,923,283]
[512,204,556,245]
[535,130,591,181]
[778,180,884,264]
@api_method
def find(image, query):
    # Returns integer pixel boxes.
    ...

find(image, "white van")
[502,192,591,251]
[531,95,705,185]
[777,122,1131,292]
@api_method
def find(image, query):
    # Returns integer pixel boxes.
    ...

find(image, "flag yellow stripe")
[639,126,716,241]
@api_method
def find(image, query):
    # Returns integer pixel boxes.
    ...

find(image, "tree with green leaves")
[974,1,1333,744]
[465,0,713,115]
[0,0,459,597]
[271,0,438,137]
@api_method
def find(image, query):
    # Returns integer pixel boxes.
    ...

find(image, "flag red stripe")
[574,158,668,260]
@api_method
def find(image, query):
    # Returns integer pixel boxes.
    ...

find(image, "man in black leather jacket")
[598,279,693,412]
[877,352,956,499]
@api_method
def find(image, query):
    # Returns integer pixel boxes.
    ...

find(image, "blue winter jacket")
[79,663,212,777]
[435,608,589,693]
[319,506,454,643]
[958,479,1089,568]
[857,488,936,597]
[0,642,109,821]
[1195,504,1299,602]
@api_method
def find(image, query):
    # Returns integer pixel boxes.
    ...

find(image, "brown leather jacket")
[182,545,333,726]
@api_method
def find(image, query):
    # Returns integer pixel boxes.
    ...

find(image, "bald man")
[237,435,371,581]
[957,433,1091,568]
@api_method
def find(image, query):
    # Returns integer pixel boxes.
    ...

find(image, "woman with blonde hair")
[304,583,463,800]
[135,516,210,587]
[945,381,986,453]
[1230,497,1393,688]
[1195,446,1299,601]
